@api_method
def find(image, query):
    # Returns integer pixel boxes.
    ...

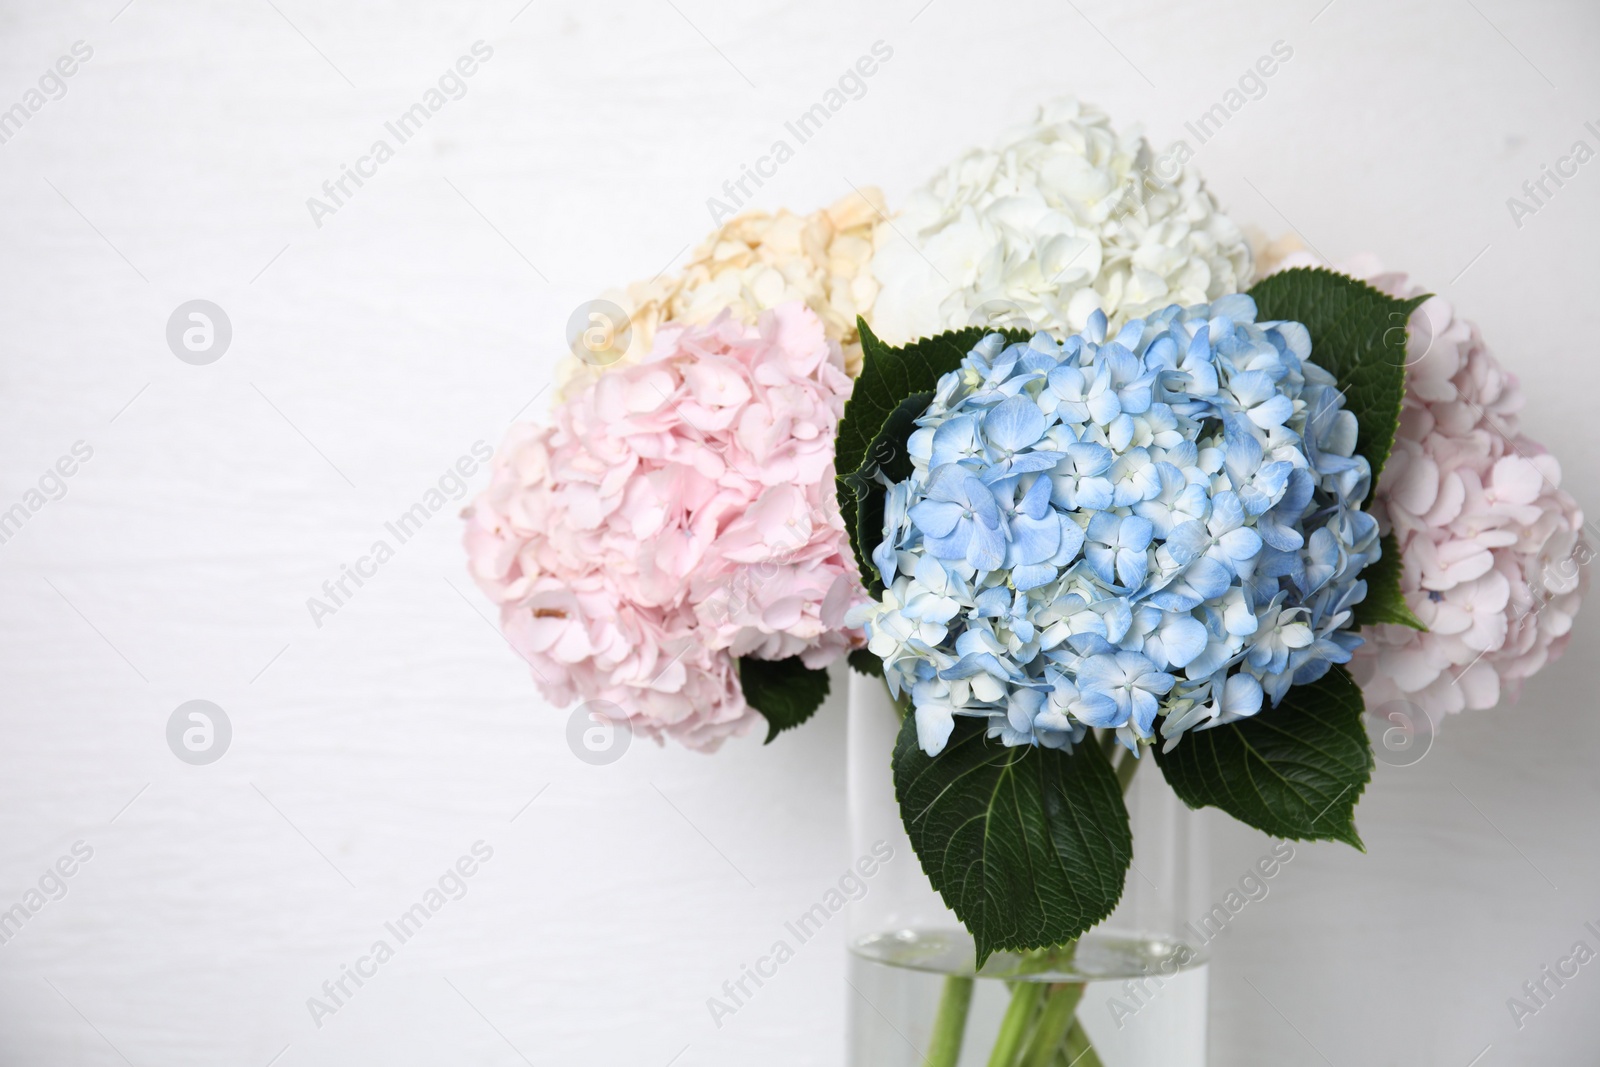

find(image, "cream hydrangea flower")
[556,189,885,398]
[1243,226,1308,281]
[868,97,1252,345]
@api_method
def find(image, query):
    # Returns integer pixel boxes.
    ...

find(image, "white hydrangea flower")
[869,97,1252,345]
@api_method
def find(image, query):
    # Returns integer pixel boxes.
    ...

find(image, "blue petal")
[1253,460,1293,502]
[1053,514,1086,564]
[1048,364,1086,400]
[1119,516,1155,552]
[1218,526,1264,562]
[1146,585,1204,613]
[1086,509,1122,543]
[929,415,980,467]
[1228,370,1279,408]
[1248,394,1294,429]
[1087,386,1122,425]
[1184,556,1232,600]
[1019,472,1053,519]
[1106,413,1135,452]
[1210,293,1257,323]
[1257,512,1305,552]
[871,537,898,586]
[924,463,976,503]
[1066,441,1114,476]
[1100,599,1133,643]
[1221,672,1264,718]
[1071,691,1123,728]
[1074,477,1116,512]
[972,585,1011,617]
[922,526,972,561]
[1160,615,1208,670]
[1009,512,1061,566]
[1164,520,1210,566]
[963,474,1003,524]
[1008,688,1044,731]
[909,498,963,538]
[1011,563,1057,591]
[1063,633,1116,658]
[983,396,1048,453]
[1083,543,1116,585]
[1085,308,1108,343]
[1224,422,1264,481]
[940,652,1008,681]
[1129,688,1159,735]
[1116,547,1149,589]
[1210,491,1246,534]
[967,520,1007,571]
[1074,653,1122,694]
[1143,334,1178,370]
[981,451,1066,483]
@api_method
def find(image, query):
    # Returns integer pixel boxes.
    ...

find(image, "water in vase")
[849,927,1208,1067]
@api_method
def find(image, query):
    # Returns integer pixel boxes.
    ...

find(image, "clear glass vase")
[846,671,1210,1067]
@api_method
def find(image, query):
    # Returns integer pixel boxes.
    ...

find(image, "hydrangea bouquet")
[832,261,1436,1061]
[466,97,1586,1066]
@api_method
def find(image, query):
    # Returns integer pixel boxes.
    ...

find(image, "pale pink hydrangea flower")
[1275,252,1588,720]
[465,303,864,751]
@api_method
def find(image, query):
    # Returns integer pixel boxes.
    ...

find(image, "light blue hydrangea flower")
[849,298,1379,757]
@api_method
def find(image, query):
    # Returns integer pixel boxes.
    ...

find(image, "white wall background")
[0,0,1596,1064]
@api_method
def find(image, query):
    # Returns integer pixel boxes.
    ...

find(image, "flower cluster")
[467,304,864,751]
[869,97,1252,347]
[1269,255,1590,719]
[850,298,1381,756]
[557,189,886,400]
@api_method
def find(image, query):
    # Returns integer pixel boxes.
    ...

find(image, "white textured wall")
[0,0,1597,1064]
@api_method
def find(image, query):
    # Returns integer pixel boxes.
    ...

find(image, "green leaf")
[1153,666,1374,849]
[1246,267,1428,497]
[739,656,830,743]
[1353,532,1426,630]
[836,319,964,480]
[842,392,933,596]
[893,715,1132,967]
[835,320,1029,588]
[847,648,883,678]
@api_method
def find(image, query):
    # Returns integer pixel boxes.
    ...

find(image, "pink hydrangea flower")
[1275,253,1589,720]
[464,303,864,751]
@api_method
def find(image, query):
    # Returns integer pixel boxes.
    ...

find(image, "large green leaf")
[1153,666,1373,848]
[739,656,829,743]
[836,319,989,479]
[1246,267,1428,497]
[1353,532,1426,630]
[835,320,1029,589]
[893,715,1132,967]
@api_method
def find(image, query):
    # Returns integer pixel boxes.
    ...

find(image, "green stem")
[1020,983,1084,1067]
[1115,744,1141,793]
[1000,749,1140,1067]
[1061,1018,1104,1066]
[1097,728,1118,761]
[916,732,1146,1066]
[923,975,975,1067]
[984,980,1043,1067]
